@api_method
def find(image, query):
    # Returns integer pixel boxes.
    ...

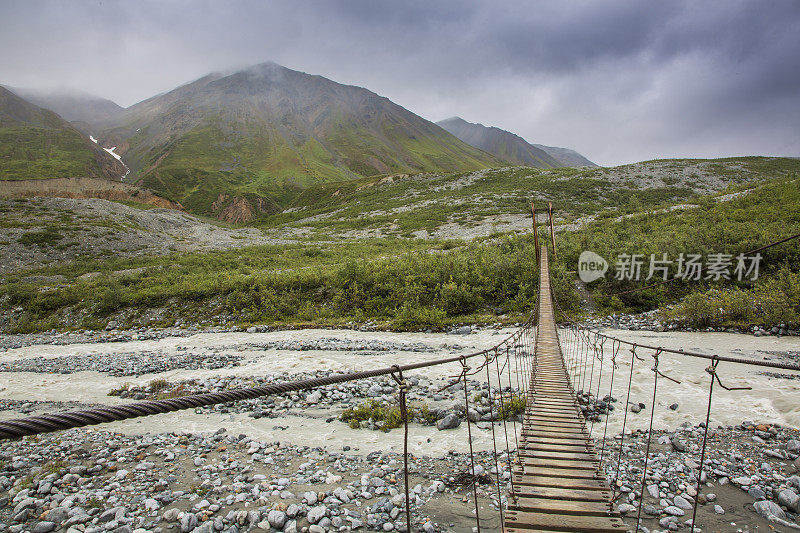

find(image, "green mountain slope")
[98,62,503,219]
[0,86,125,181]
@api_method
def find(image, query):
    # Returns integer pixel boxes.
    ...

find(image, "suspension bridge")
[1,207,799,533]
[503,246,627,533]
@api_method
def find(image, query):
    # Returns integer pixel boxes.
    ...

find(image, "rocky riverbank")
[1,420,799,533]
[0,326,798,532]
[584,310,799,338]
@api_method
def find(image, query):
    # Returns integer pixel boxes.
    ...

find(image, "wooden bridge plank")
[511,498,614,515]
[505,510,628,532]
[504,245,628,533]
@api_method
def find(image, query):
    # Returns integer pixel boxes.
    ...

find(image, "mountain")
[10,87,124,130]
[436,117,561,168]
[96,62,503,220]
[437,116,596,168]
[0,86,126,181]
[531,143,596,167]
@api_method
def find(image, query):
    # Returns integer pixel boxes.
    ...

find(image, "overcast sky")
[1,0,798,166]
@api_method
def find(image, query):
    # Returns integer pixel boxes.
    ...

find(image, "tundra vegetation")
[1,158,799,333]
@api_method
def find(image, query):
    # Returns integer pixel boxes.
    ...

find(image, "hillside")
[0,86,126,180]
[1,156,797,333]
[9,87,124,130]
[255,157,798,240]
[436,117,561,168]
[437,116,596,168]
[531,143,596,167]
[96,62,503,220]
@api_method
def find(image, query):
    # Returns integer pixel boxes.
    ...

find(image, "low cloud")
[1,0,797,165]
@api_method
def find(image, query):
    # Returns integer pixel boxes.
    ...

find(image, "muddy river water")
[0,327,798,456]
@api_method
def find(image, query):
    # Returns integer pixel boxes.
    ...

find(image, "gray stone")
[163,508,180,522]
[618,504,636,514]
[12,497,36,515]
[664,506,685,516]
[306,391,322,404]
[180,512,198,532]
[98,507,125,524]
[714,505,725,514]
[144,498,161,511]
[670,437,687,452]
[44,507,69,524]
[307,505,327,524]
[787,439,800,454]
[286,504,300,518]
[778,489,800,513]
[673,496,692,510]
[436,413,461,430]
[268,510,287,529]
[753,500,786,521]
[644,504,660,516]
[33,522,56,533]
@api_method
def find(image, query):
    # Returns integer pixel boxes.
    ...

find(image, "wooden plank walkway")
[504,246,628,533]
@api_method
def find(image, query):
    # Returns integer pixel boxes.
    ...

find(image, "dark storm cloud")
[0,0,798,165]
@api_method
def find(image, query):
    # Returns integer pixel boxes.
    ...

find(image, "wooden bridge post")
[547,202,557,261]
[531,203,541,266]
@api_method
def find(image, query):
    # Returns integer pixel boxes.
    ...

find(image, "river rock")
[307,505,327,524]
[268,509,287,529]
[673,495,692,510]
[753,500,786,521]
[778,488,800,513]
[436,413,460,430]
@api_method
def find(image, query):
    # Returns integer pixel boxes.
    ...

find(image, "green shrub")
[18,228,62,246]
[341,400,411,432]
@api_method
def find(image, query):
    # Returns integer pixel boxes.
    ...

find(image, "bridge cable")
[485,351,506,530]
[390,366,412,533]
[610,345,641,510]
[598,339,620,464]
[689,358,751,532]
[459,357,482,533]
[634,348,663,531]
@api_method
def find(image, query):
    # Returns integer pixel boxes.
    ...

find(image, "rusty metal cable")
[460,358,482,533]
[635,349,662,530]
[485,353,505,529]
[551,292,800,372]
[390,366,412,533]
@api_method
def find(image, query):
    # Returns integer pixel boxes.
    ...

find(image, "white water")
[0,328,797,455]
